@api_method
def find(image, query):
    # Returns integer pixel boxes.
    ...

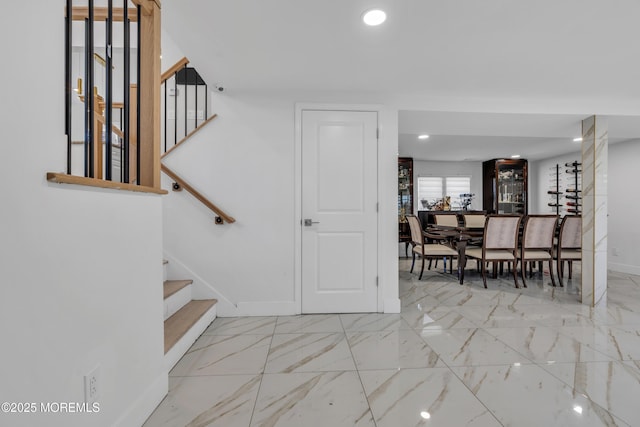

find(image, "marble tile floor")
[144,261,640,427]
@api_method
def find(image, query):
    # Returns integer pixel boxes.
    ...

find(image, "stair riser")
[165,304,216,371]
[164,285,192,320]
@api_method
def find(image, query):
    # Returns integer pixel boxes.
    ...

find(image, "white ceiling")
[163,0,640,160]
[399,111,640,161]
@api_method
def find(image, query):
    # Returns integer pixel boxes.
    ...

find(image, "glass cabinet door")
[497,162,526,214]
[398,157,413,246]
[482,159,528,215]
[398,163,412,221]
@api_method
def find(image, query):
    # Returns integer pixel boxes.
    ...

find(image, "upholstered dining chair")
[433,213,459,228]
[555,215,581,281]
[460,213,486,249]
[432,213,461,271]
[406,215,458,279]
[466,214,522,288]
[461,213,486,229]
[517,215,558,287]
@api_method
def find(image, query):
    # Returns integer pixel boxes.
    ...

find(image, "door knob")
[304,219,320,226]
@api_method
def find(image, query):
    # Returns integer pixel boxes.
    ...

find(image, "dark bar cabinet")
[482,158,528,215]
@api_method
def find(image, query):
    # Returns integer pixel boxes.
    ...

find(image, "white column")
[581,116,608,306]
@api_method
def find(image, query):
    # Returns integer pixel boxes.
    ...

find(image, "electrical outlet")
[84,365,101,404]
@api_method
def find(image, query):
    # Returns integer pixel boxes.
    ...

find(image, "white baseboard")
[383,298,401,313]
[113,373,168,427]
[233,301,298,316]
[608,262,640,276]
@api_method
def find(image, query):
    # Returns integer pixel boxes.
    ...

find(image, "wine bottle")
[547,190,562,195]
[548,203,561,207]
[566,169,582,174]
[565,161,582,167]
[566,202,581,206]
[566,195,580,200]
[566,189,581,193]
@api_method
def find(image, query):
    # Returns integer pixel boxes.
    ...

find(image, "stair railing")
[160,58,235,224]
[160,57,212,155]
[63,0,141,184]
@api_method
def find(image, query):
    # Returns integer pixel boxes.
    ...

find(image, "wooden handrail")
[47,172,167,195]
[161,57,189,83]
[161,164,235,224]
[72,121,123,143]
[111,125,125,139]
[70,7,139,22]
[162,114,218,159]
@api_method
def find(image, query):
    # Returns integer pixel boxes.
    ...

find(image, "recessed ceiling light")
[573,137,583,142]
[418,134,429,140]
[362,9,386,26]
[420,411,431,420]
[511,154,521,158]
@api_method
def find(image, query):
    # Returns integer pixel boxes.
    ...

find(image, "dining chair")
[555,215,581,281]
[517,215,558,287]
[433,213,459,228]
[406,215,458,279]
[461,213,486,229]
[466,214,522,288]
[460,212,486,250]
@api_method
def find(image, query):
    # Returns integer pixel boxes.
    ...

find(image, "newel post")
[135,0,161,189]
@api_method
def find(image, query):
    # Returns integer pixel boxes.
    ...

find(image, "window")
[417,176,471,210]
[416,177,443,209]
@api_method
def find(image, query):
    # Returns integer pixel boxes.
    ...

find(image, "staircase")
[160,59,228,370]
[163,259,217,370]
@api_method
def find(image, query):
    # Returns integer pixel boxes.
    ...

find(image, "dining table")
[424,225,484,284]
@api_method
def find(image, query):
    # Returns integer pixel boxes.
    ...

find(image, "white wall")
[160,30,184,74]
[531,140,640,274]
[162,94,297,313]
[412,160,483,213]
[161,91,400,315]
[607,139,640,274]
[0,3,166,426]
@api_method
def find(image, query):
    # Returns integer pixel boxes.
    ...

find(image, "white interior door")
[301,110,378,313]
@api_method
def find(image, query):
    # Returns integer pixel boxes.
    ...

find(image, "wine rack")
[547,163,562,215]
[564,161,581,215]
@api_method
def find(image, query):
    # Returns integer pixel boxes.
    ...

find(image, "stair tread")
[163,279,193,299]
[164,299,217,354]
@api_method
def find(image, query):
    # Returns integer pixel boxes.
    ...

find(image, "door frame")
[294,103,400,314]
